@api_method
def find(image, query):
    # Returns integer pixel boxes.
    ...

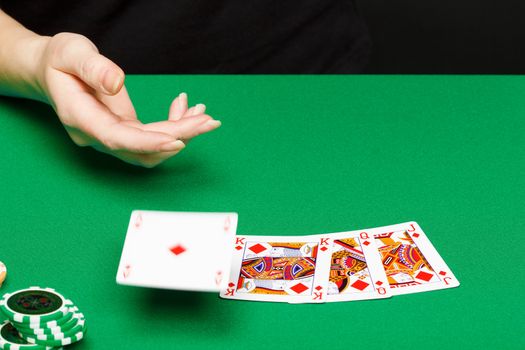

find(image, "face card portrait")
[221,235,332,303]
[371,222,460,295]
[326,230,391,302]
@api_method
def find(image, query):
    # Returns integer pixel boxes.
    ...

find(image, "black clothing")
[1,0,371,73]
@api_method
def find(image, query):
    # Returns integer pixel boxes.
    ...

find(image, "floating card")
[326,230,391,302]
[116,210,238,292]
[370,221,460,295]
[220,235,332,303]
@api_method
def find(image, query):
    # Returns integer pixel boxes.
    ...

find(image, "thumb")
[51,34,124,95]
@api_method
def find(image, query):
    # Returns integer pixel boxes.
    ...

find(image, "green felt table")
[0,75,523,349]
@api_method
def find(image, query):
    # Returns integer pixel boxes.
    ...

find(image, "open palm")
[37,33,220,167]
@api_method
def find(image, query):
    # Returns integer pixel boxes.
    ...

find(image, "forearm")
[0,10,49,101]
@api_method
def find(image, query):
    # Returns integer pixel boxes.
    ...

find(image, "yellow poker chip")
[0,261,6,287]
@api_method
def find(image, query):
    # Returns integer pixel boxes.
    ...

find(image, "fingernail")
[205,120,221,128]
[160,140,185,152]
[194,103,206,115]
[112,74,123,93]
[178,93,187,108]
[103,70,123,94]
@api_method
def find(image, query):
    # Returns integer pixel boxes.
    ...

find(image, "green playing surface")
[1,75,523,349]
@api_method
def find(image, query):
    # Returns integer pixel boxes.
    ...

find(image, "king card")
[370,221,460,295]
[220,234,332,303]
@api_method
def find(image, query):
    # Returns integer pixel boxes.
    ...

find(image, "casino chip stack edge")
[0,287,87,349]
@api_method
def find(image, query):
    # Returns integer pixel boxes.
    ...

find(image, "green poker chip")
[16,312,84,336]
[0,286,87,349]
[17,318,86,341]
[0,287,72,324]
[0,321,49,350]
[21,326,86,348]
[11,307,77,331]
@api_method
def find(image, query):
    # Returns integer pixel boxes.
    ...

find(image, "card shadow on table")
[139,288,235,336]
[1,97,219,188]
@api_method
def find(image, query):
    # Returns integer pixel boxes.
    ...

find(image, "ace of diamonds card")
[116,210,238,292]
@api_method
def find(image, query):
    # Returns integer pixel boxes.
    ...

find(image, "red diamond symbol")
[375,281,383,286]
[416,271,434,282]
[170,244,186,256]
[363,240,370,246]
[351,280,370,291]
[290,283,309,294]
[320,246,328,251]
[315,285,323,291]
[439,271,447,276]
[235,245,243,251]
[412,233,420,238]
[228,282,235,288]
[249,243,267,254]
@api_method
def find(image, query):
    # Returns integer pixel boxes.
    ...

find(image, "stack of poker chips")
[0,287,87,349]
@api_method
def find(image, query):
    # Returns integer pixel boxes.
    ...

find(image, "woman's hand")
[33,33,220,167]
[0,9,220,168]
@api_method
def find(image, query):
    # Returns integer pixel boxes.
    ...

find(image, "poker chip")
[0,287,72,324]
[0,287,87,349]
[17,319,85,340]
[21,329,85,348]
[13,309,81,335]
[18,324,85,343]
[0,321,48,350]
[0,262,6,287]
[11,307,77,330]
[16,312,84,336]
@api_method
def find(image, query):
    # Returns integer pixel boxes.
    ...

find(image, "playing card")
[370,221,460,295]
[220,234,332,303]
[326,230,391,302]
[116,210,238,292]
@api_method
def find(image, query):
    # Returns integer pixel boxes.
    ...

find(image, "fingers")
[185,106,195,117]
[111,149,185,168]
[50,33,124,96]
[186,103,206,117]
[168,93,188,121]
[142,115,221,141]
[62,89,183,154]
[98,122,186,153]
[168,93,207,120]
[92,145,184,168]
[194,104,206,115]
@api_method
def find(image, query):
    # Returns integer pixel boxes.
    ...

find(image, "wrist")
[24,35,52,102]
[0,29,50,102]
[12,34,50,102]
